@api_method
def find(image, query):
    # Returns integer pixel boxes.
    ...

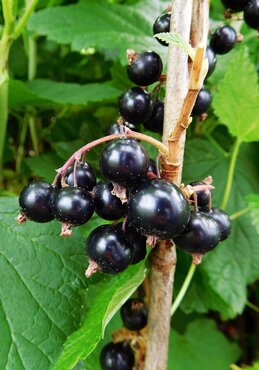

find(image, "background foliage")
[0,0,258,369]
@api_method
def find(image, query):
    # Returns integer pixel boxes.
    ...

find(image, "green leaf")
[168,319,241,370]
[231,362,259,370]
[212,47,259,142]
[245,194,259,234]
[9,79,120,108]
[28,0,168,63]
[54,261,148,369]
[178,139,259,318]
[0,197,87,369]
[25,151,63,182]
[154,32,195,59]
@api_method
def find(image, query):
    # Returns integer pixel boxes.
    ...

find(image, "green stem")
[220,138,242,210]
[170,263,197,316]
[2,0,14,28]
[230,207,250,221]
[15,119,29,173]
[246,300,259,314]
[0,77,9,184]
[13,0,39,40]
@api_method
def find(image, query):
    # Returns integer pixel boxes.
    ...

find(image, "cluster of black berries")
[222,0,259,31]
[100,298,148,370]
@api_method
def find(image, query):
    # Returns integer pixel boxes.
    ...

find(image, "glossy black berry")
[192,87,212,116]
[119,87,153,124]
[100,138,150,186]
[86,224,133,274]
[210,25,237,55]
[93,181,126,220]
[117,222,147,264]
[201,207,231,241]
[244,0,259,30]
[189,181,211,208]
[19,181,55,223]
[222,0,250,11]
[153,13,171,46]
[100,342,135,370]
[148,159,157,175]
[127,51,163,86]
[52,187,94,225]
[174,211,221,254]
[120,298,148,331]
[65,162,96,191]
[205,47,217,78]
[143,100,164,134]
[128,178,190,239]
[107,122,138,135]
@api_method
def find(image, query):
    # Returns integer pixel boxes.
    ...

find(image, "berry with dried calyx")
[121,298,148,331]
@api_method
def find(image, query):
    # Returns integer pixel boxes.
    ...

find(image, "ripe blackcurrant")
[128,178,190,239]
[100,342,135,370]
[19,181,55,223]
[119,87,153,124]
[86,224,133,274]
[210,25,237,55]
[52,187,94,225]
[173,211,221,254]
[244,0,259,30]
[201,207,231,241]
[222,0,250,12]
[127,51,163,86]
[189,180,211,208]
[99,138,150,186]
[93,181,126,220]
[64,162,96,191]
[143,100,164,134]
[107,122,138,135]
[153,13,171,46]
[148,159,157,175]
[205,47,217,78]
[120,298,148,331]
[192,87,212,116]
[117,222,147,264]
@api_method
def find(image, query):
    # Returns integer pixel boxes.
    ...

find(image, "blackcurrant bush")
[128,178,190,239]
[205,47,217,78]
[119,87,153,124]
[192,87,212,116]
[189,180,211,208]
[93,181,126,220]
[143,100,164,134]
[222,0,250,12]
[52,187,94,225]
[107,122,138,135]
[117,222,147,264]
[99,138,150,186]
[64,162,96,191]
[210,25,237,55]
[100,342,134,370]
[86,224,133,274]
[19,181,55,223]
[153,13,171,46]
[201,207,231,241]
[174,211,221,254]
[120,298,148,331]
[127,51,163,86]
[244,0,259,30]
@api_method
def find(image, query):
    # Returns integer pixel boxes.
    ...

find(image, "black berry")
[143,100,164,134]
[93,181,126,221]
[174,211,221,254]
[210,25,237,55]
[148,159,157,175]
[127,51,163,86]
[86,224,133,274]
[222,0,250,12]
[107,122,138,135]
[100,341,135,370]
[65,162,96,191]
[205,47,217,78]
[52,187,94,225]
[189,180,211,208]
[192,87,212,116]
[19,181,55,223]
[128,178,190,239]
[244,0,259,30]
[153,13,171,46]
[119,87,153,124]
[120,298,148,331]
[117,222,147,264]
[99,138,150,186]
[201,207,231,241]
